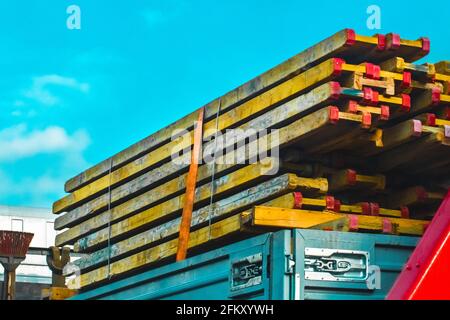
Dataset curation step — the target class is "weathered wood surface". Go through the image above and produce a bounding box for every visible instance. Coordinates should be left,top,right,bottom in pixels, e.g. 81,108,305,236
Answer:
357,119,424,156
72,169,401,260
70,194,428,289
56,81,437,219
374,132,448,172
381,186,446,210
59,103,368,243
68,173,327,252
56,106,345,246
54,59,344,214
63,32,429,194
72,175,332,270
56,161,276,246
327,169,385,192
69,213,247,289
54,82,339,229
63,30,352,194
71,174,295,269
73,188,408,271
67,105,382,250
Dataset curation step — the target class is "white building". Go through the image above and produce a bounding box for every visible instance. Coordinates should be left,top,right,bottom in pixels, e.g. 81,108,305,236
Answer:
0,205,57,286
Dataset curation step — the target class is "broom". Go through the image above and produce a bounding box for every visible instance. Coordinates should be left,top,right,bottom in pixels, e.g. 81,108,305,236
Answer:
0,230,34,300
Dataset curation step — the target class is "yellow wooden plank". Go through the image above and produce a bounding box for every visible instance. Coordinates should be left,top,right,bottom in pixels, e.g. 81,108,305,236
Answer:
69,214,244,289
69,176,327,251
53,59,341,214
55,162,275,246
57,106,336,246
64,29,357,193
64,31,428,194
251,206,428,235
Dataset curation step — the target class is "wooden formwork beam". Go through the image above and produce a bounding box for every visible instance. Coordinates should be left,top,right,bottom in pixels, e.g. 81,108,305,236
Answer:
248,206,428,235
356,119,423,156
344,100,391,120
382,186,446,210
380,57,435,80
55,161,282,247
415,113,450,128
74,191,405,271
71,174,317,269
55,83,340,230
59,101,377,245
64,30,428,195
69,167,392,253
327,169,385,192
69,213,248,290
56,105,345,245
73,189,346,272
69,196,429,289
375,132,448,172
69,173,328,252
53,59,344,214
341,62,442,94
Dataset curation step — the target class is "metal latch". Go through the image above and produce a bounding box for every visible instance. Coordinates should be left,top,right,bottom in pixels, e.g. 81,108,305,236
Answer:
230,253,263,291
304,248,369,282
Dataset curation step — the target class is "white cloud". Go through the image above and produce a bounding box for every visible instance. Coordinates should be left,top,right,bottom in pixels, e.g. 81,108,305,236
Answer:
0,171,61,197
0,124,90,162
0,124,92,207
23,74,90,106
0,170,67,207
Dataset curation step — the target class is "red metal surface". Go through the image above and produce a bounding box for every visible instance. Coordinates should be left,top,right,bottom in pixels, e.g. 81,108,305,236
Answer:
0,231,34,258
387,189,450,300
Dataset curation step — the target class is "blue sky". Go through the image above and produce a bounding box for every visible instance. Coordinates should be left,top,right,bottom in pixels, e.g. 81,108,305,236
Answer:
0,0,448,208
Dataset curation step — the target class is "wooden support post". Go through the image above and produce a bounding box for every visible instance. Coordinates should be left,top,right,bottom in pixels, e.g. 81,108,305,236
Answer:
176,108,204,261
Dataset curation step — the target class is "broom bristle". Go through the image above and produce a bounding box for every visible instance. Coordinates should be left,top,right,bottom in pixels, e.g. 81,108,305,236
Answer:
0,231,34,258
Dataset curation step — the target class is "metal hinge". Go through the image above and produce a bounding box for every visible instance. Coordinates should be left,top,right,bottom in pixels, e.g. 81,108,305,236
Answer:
285,254,295,274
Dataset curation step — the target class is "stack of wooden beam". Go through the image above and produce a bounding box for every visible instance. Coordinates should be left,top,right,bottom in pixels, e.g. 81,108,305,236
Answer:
52,29,450,289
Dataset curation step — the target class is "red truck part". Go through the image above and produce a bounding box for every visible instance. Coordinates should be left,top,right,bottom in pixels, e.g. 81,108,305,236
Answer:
387,190,450,300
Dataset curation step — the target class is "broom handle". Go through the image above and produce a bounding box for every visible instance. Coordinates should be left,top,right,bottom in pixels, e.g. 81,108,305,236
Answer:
6,270,15,300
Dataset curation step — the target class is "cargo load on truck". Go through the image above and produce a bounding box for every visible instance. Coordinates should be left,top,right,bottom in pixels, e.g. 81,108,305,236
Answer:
50,29,450,292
